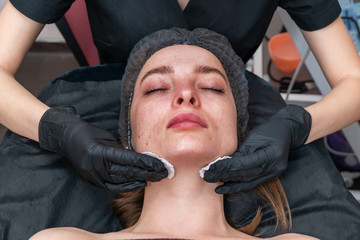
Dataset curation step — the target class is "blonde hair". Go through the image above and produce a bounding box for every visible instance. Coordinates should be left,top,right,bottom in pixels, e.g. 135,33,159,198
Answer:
113,178,291,236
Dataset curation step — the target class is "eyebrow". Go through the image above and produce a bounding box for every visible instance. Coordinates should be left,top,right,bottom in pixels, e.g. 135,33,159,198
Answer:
194,65,228,84
139,64,228,84
140,65,174,84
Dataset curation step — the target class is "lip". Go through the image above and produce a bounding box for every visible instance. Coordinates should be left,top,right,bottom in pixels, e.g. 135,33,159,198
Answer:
167,112,208,129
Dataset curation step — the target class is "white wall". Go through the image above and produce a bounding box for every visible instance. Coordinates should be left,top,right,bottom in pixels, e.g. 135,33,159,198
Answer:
0,0,65,42
0,0,6,9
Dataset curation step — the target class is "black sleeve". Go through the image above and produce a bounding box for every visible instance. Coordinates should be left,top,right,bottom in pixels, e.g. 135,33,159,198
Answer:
279,0,341,31
9,0,75,24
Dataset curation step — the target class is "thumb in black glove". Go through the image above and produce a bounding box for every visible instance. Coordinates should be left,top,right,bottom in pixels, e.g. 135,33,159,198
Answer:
203,104,311,194
39,106,168,192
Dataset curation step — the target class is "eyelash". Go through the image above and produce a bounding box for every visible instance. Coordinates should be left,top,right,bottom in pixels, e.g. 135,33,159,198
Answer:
202,87,224,93
142,87,224,95
142,88,168,95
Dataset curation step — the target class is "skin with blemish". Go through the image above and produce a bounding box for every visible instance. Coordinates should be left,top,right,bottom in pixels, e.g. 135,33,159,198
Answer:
129,45,238,168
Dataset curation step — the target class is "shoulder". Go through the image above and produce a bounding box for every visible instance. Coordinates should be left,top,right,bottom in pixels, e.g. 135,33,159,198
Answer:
29,227,99,240
270,233,319,240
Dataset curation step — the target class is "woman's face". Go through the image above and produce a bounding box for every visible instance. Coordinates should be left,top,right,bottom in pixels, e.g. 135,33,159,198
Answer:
130,45,238,167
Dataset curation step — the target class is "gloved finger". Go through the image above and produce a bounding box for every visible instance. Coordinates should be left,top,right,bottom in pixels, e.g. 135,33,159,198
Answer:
105,181,147,193
215,174,280,194
90,151,112,182
106,147,166,172
108,168,168,183
108,163,168,180
203,165,266,183
204,148,273,183
207,148,271,174
145,169,169,182
207,163,284,186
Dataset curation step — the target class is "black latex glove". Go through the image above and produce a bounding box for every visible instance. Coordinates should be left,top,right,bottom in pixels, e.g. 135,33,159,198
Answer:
38,106,168,192
203,104,311,194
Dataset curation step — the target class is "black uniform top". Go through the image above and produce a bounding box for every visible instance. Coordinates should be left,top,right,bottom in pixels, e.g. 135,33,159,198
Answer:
10,0,341,63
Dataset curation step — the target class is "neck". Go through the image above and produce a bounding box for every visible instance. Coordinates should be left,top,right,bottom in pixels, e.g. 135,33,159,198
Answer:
128,159,240,238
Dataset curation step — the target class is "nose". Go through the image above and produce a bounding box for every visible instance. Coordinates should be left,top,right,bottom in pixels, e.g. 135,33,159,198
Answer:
173,87,199,107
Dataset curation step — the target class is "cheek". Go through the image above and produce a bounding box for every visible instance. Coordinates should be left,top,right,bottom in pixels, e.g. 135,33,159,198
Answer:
130,102,166,152
213,99,238,154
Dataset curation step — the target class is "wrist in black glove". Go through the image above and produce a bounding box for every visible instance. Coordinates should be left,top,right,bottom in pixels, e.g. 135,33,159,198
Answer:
203,104,311,194
39,106,168,192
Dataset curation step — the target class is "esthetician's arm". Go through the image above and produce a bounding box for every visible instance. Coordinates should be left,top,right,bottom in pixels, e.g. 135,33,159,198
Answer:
204,17,360,194
303,16,360,143
0,2,167,192
0,2,48,141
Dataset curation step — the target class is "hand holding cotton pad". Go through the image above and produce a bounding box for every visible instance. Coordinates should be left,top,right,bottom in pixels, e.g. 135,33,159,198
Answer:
199,156,231,178
142,152,175,179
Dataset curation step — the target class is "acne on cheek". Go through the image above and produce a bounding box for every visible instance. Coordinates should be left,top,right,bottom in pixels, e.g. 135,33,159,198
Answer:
137,134,148,145
134,133,152,150
146,134,152,147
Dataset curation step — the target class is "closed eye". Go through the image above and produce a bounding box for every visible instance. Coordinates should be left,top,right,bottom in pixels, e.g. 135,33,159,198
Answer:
142,88,168,95
202,87,224,93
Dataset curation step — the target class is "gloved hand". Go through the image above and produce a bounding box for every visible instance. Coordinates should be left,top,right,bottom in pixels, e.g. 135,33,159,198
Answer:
38,106,168,192
203,104,311,194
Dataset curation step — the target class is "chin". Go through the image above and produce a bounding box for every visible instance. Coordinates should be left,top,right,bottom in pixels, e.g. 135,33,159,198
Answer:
162,143,219,166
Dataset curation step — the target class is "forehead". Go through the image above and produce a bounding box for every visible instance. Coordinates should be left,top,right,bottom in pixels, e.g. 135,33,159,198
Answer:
141,45,223,70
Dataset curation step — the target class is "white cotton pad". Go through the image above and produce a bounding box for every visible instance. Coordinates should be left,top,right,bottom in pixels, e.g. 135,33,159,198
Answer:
199,156,231,178
142,152,175,179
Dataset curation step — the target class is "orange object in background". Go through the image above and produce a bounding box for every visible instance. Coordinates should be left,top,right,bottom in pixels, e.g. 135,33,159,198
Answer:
268,33,301,73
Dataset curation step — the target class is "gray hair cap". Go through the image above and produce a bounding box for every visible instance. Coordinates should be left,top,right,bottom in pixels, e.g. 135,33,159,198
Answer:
119,28,249,150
